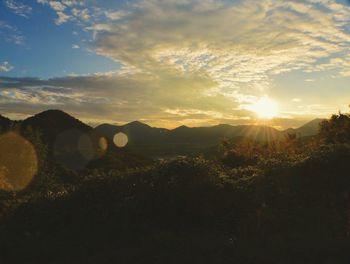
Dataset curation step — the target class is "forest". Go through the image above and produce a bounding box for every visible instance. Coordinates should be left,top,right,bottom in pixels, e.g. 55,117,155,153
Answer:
0,111,350,263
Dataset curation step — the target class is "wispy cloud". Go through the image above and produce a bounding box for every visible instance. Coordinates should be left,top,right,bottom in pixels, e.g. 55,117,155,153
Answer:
292,98,302,103
104,10,128,21
0,21,24,45
37,0,89,25
55,11,71,25
0,71,244,127
88,0,350,98
3,0,350,127
4,0,32,18
71,8,90,22
0,62,14,72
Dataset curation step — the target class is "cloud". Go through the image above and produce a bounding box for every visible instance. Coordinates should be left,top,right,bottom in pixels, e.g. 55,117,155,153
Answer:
4,0,350,127
72,44,80,49
48,1,66,11
37,0,88,25
0,70,248,127
0,62,14,72
71,8,90,22
4,0,32,18
55,11,71,25
104,10,128,21
89,0,350,100
0,21,24,45
292,98,302,103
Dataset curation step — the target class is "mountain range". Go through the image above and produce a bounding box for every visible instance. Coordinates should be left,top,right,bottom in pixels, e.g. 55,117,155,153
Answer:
95,118,324,157
0,110,325,159
0,109,324,158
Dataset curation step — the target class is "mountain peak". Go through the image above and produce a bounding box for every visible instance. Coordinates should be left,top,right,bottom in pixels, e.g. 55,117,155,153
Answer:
124,121,151,128
214,124,232,128
25,109,87,124
301,118,326,128
30,109,72,118
283,118,325,137
174,125,189,130
22,109,92,143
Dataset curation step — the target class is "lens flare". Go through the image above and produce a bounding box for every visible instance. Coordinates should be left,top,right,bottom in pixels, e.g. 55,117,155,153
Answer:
54,129,89,170
0,132,38,191
113,132,128,148
98,136,108,154
54,130,109,170
78,134,95,161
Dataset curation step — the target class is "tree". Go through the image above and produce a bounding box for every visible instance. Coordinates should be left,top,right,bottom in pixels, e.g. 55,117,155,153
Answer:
319,112,350,144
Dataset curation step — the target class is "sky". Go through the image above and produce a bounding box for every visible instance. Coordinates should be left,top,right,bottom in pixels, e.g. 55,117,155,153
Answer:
0,0,350,129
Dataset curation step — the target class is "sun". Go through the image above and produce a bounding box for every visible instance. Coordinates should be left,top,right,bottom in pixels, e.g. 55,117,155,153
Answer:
249,96,279,119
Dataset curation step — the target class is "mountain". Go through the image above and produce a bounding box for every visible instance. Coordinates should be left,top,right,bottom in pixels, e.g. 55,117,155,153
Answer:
97,121,168,144
95,122,284,157
20,110,150,170
283,118,325,137
22,109,92,143
1,109,325,161
21,110,96,169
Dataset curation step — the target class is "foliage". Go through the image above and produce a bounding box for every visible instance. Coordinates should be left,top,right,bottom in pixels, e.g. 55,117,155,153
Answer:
319,112,350,144
1,112,350,263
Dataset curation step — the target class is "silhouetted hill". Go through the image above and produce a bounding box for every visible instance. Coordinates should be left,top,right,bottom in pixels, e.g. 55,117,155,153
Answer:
96,122,168,149
96,122,283,157
98,121,168,141
0,115,11,130
169,124,282,143
283,118,325,137
22,110,92,143
18,110,150,170
3,109,326,160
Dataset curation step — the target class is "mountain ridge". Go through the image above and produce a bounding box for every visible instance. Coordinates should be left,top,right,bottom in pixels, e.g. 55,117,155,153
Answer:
0,110,325,157
94,117,324,157
0,110,324,135
282,118,325,137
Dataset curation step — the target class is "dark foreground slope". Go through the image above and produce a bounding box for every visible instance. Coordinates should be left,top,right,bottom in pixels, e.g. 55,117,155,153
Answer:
0,111,349,263
1,144,350,264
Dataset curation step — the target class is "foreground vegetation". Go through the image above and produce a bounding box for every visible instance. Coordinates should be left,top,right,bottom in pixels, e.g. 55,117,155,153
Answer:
0,112,350,263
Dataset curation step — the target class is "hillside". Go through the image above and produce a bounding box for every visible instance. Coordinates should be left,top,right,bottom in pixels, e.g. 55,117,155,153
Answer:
17,110,149,170
0,115,11,130
1,110,350,264
96,122,284,157
0,110,325,159
22,109,92,144
283,118,325,137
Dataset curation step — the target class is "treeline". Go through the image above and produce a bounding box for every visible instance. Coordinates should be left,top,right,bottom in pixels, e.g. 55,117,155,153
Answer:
0,113,350,263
